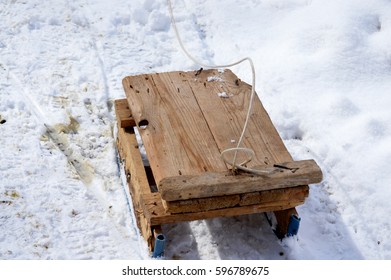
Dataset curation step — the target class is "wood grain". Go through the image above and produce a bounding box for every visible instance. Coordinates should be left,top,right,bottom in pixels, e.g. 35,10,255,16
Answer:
123,72,227,188
159,159,322,201
190,69,293,164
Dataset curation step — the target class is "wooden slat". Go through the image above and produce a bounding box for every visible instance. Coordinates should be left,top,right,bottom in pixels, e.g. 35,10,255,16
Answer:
164,186,308,214
163,195,241,214
159,159,322,201
114,99,136,128
141,193,305,226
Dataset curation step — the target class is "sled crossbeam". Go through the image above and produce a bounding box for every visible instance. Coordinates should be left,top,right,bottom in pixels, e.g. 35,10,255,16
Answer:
159,159,322,201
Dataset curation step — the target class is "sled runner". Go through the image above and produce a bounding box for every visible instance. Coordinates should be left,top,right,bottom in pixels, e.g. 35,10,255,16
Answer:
115,69,322,257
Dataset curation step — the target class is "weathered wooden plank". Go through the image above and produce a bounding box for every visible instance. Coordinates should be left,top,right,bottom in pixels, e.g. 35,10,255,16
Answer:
114,99,136,128
164,186,308,214
123,73,227,187
159,159,322,201
187,69,293,165
141,193,305,226
116,121,154,246
239,187,308,206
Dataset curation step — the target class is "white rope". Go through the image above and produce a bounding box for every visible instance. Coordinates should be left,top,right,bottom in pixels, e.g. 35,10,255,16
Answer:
167,0,270,175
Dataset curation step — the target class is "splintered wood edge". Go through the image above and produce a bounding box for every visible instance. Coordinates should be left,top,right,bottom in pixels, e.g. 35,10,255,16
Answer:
159,159,323,201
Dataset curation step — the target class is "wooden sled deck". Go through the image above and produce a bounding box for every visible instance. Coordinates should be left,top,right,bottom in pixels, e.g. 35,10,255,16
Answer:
115,69,322,256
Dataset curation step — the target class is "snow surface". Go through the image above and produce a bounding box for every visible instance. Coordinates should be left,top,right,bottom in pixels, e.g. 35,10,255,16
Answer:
1,0,391,260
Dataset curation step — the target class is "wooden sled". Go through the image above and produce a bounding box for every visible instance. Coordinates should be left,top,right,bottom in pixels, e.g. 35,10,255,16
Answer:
115,69,322,257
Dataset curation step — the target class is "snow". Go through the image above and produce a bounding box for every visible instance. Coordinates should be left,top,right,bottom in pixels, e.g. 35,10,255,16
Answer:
217,92,232,98
1,0,391,260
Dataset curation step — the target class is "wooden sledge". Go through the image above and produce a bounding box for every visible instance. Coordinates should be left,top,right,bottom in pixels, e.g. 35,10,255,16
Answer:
115,69,322,256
